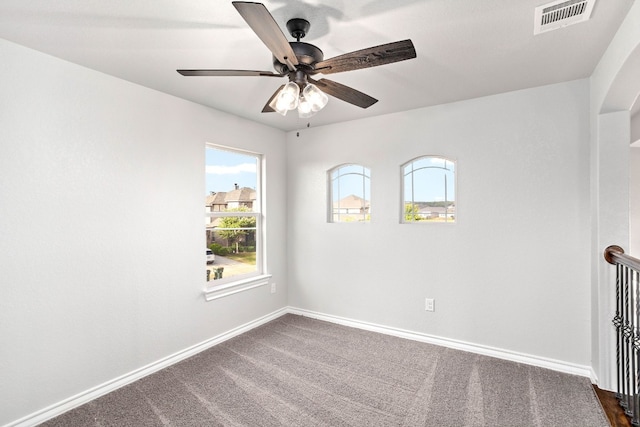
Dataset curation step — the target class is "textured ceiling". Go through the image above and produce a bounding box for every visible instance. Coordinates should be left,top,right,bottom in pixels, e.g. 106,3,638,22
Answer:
0,0,635,131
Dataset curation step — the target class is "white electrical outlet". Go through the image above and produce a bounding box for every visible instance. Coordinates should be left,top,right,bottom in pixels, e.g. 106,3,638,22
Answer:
271,283,276,294
425,298,435,312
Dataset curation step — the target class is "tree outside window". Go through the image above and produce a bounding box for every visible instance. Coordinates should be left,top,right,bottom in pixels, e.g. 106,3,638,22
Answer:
216,207,256,254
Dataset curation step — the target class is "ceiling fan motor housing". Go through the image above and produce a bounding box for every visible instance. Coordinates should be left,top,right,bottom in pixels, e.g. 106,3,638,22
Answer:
273,42,324,74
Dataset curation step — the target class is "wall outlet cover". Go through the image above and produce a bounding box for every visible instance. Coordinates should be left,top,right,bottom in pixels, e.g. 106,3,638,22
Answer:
425,298,435,312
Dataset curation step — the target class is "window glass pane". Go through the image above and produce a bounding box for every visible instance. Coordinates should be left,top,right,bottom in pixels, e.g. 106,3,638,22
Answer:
205,147,260,282
402,156,455,223
336,164,369,177
205,148,257,213
329,164,370,223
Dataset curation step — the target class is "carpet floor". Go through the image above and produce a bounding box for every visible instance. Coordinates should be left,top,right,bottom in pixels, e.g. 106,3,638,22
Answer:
40,314,609,426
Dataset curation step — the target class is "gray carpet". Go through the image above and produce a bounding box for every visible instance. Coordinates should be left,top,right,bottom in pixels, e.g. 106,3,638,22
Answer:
40,314,609,426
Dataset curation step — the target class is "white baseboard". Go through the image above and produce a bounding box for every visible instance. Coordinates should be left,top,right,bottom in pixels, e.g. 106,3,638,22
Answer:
6,307,289,427
287,307,595,380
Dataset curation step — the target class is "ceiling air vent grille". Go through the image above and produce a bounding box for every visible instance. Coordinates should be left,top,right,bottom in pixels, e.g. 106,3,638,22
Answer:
534,0,595,35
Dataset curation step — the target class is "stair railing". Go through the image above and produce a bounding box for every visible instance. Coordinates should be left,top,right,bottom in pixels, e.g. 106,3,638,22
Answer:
605,245,640,426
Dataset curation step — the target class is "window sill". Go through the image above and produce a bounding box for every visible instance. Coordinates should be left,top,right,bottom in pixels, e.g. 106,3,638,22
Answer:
204,274,272,302
401,221,456,224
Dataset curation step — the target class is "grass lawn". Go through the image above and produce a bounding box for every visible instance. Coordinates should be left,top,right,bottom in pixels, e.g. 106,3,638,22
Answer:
226,251,256,265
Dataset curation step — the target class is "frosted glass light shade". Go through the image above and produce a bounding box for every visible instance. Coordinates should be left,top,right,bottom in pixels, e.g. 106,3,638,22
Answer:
275,82,300,112
302,84,328,112
297,96,316,118
269,96,288,116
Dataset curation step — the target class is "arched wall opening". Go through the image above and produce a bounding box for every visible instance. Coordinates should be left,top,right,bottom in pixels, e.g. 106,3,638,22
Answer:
592,1,640,390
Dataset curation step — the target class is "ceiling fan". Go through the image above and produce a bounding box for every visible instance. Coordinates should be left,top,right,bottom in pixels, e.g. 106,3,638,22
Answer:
177,1,417,118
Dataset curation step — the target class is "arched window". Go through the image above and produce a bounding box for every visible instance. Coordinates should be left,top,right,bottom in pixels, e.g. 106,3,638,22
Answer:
402,156,456,223
328,164,371,223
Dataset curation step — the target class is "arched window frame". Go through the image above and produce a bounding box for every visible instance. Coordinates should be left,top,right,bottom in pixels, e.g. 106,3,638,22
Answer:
328,164,371,223
401,156,456,224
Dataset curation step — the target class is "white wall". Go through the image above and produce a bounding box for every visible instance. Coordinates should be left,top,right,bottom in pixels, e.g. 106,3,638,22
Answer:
287,80,591,366
0,39,287,426
632,112,640,257
632,113,640,144
591,1,640,114
631,146,640,256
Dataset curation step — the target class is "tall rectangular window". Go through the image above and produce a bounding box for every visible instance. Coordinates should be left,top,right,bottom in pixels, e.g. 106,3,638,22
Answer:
205,145,262,285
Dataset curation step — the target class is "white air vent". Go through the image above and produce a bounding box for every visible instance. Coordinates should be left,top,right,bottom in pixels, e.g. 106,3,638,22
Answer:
534,0,595,35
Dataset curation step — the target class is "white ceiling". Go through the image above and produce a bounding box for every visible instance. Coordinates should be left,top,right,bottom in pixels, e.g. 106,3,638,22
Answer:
0,0,635,132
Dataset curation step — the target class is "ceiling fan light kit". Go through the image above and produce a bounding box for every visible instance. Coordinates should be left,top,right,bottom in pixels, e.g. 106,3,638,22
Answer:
269,81,329,118
177,1,417,119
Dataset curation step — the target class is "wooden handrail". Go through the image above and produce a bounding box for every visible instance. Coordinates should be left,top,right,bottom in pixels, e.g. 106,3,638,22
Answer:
604,245,640,271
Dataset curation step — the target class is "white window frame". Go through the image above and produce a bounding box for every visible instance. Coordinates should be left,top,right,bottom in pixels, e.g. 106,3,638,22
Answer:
204,144,270,301
327,164,371,223
401,155,456,224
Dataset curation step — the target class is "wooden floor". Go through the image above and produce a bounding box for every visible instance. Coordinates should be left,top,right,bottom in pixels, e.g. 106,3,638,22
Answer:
594,385,633,427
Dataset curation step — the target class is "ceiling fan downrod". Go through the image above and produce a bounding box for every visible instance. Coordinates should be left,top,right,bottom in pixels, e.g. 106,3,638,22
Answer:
286,18,310,41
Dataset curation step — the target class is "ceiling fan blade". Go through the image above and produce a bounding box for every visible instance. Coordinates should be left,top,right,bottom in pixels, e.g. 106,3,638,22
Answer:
314,39,416,75
177,69,284,77
232,2,298,72
261,85,284,113
309,77,378,109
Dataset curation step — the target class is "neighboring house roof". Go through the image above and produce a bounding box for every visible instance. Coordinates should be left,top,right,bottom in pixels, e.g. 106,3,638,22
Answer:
224,187,256,203
205,192,227,206
335,194,369,209
206,187,256,208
